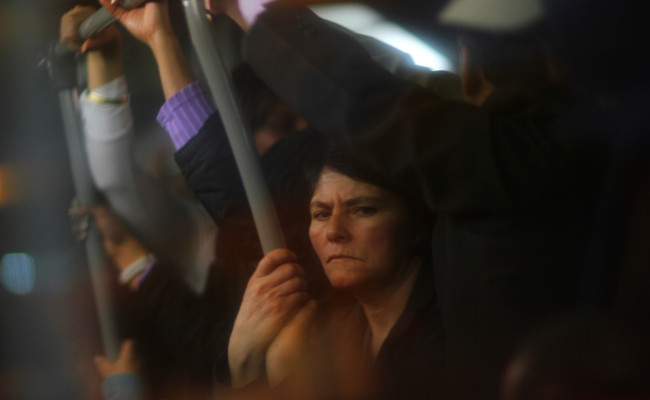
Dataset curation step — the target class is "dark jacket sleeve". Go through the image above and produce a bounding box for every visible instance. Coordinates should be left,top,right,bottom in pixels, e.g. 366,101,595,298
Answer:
244,2,578,213
124,262,237,385
174,115,327,293
174,112,247,224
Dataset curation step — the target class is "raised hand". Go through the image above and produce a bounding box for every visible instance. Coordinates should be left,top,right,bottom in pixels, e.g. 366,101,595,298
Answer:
89,206,149,270
227,248,310,387
70,203,149,276
97,0,172,47
60,5,121,53
98,0,194,99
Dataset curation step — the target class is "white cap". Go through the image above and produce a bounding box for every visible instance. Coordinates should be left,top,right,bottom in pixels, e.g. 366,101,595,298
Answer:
438,0,546,32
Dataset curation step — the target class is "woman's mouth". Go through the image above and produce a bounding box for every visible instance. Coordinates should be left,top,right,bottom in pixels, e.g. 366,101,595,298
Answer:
327,254,360,262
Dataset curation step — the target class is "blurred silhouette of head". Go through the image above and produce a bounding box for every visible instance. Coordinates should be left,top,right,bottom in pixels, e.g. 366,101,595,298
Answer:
439,0,554,105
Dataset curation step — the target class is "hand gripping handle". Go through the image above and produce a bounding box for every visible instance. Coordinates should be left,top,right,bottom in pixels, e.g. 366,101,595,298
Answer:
78,0,148,39
53,0,148,57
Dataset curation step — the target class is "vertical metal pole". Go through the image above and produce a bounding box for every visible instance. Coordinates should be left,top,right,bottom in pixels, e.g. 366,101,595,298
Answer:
183,0,286,254
46,39,120,359
58,89,120,360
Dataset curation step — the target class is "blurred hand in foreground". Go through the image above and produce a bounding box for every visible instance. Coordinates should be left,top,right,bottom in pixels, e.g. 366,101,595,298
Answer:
70,201,149,274
95,339,140,379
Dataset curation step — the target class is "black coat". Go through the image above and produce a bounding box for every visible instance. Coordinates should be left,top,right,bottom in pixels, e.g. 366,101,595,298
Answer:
331,266,445,400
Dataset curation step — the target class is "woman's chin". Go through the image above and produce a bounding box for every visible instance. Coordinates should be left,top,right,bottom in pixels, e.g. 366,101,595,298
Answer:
327,273,365,291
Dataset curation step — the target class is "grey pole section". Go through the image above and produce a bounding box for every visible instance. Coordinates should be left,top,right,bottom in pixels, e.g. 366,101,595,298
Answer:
78,7,115,39
45,50,119,359
46,1,149,358
46,20,126,358
57,89,120,360
183,0,286,253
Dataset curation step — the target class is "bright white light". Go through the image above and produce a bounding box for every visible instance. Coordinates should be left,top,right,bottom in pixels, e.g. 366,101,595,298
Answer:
310,3,454,72
1,253,36,295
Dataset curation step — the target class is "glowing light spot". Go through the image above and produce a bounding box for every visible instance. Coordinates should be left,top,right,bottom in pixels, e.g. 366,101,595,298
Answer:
1,253,36,295
0,165,21,207
311,3,454,71
0,166,5,206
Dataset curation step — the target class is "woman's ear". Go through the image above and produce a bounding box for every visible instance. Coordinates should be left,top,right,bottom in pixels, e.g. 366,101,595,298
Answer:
460,45,494,106
460,45,482,101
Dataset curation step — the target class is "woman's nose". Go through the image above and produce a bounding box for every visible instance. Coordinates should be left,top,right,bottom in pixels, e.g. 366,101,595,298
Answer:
325,212,351,242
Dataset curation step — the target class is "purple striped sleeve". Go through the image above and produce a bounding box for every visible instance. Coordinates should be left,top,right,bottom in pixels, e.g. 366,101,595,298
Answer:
157,82,216,150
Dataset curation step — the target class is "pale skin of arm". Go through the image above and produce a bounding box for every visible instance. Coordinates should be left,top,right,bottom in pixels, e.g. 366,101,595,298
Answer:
227,248,310,387
264,298,316,387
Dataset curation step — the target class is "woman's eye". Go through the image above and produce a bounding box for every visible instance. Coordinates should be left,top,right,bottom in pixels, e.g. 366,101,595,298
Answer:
312,210,331,221
354,206,377,216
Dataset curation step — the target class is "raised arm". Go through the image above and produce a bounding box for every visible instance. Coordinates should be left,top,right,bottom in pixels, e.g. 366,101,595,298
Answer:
238,2,578,212
61,5,216,293
92,0,239,222
60,5,124,89
97,0,195,100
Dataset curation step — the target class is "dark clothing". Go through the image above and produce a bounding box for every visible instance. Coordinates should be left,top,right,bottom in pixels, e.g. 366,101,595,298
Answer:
370,266,445,399
123,260,237,389
314,265,444,400
243,3,607,396
175,116,327,294
579,86,650,322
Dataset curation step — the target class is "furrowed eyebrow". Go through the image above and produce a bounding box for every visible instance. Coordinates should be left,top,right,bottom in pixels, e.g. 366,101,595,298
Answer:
310,196,386,211
309,200,331,210
343,197,384,207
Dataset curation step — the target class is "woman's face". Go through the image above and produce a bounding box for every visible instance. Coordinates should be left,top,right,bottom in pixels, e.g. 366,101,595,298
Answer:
309,168,411,292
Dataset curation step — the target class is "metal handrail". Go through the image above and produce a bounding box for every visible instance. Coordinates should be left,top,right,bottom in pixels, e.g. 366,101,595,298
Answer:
182,0,286,254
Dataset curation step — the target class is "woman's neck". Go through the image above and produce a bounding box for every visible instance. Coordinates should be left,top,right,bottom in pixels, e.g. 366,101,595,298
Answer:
356,263,421,360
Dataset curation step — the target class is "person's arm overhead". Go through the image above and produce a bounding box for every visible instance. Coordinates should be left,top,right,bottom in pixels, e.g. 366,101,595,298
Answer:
242,2,573,212
98,0,246,225
98,0,195,100
63,5,216,292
